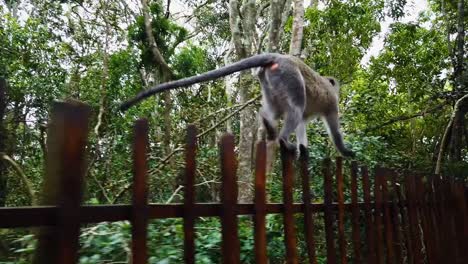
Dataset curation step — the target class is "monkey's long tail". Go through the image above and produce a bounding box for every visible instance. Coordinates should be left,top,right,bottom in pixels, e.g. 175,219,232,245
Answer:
120,53,278,111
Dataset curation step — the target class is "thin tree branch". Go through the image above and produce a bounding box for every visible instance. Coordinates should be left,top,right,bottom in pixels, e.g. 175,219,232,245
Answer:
165,0,171,18
196,94,261,139
0,153,36,205
165,179,220,204
365,103,448,133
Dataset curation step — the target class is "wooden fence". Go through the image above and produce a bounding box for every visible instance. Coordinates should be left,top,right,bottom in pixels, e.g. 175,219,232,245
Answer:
0,101,467,264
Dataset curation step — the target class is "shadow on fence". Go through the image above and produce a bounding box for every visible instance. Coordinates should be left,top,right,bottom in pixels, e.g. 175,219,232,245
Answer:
0,101,467,264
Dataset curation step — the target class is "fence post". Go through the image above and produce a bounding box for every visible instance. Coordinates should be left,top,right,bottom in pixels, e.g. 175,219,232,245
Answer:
405,175,423,264
184,125,197,264
33,100,91,264
254,141,268,264
279,143,298,264
299,146,317,264
131,119,149,264
361,166,376,264
336,157,347,264
389,172,403,264
396,175,413,264
381,169,395,264
350,162,361,263
426,175,442,263
323,158,337,264
452,182,468,263
220,134,240,264
374,167,385,264
414,176,436,264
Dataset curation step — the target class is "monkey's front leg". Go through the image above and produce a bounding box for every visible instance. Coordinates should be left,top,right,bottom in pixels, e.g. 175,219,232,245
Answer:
323,111,355,158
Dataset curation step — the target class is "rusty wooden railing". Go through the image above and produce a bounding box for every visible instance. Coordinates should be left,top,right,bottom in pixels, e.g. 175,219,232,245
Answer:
0,101,467,264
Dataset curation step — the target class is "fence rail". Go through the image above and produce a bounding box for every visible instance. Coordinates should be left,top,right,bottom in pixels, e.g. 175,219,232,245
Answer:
0,101,467,264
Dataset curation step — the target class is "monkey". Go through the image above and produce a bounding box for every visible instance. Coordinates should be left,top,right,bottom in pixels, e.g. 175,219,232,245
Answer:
120,53,355,157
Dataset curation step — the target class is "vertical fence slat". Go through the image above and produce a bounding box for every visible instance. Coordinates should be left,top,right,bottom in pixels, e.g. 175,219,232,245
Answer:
34,101,91,264
453,183,468,264
443,179,456,263
415,176,436,264
299,146,317,264
131,119,149,264
442,178,456,264
396,177,413,264
362,166,376,264
57,102,91,264
279,144,298,264
254,141,268,264
374,168,385,264
220,134,240,264
389,173,403,264
447,180,461,263
426,176,441,264
57,102,90,264
183,125,197,264
434,175,451,264
336,157,347,264
350,162,361,263
405,175,423,264
381,169,395,264
323,158,337,264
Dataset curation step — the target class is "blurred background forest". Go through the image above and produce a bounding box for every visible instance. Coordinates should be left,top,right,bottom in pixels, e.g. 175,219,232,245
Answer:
0,0,466,263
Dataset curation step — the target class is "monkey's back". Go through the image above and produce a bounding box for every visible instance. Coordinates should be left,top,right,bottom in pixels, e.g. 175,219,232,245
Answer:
285,56,338,118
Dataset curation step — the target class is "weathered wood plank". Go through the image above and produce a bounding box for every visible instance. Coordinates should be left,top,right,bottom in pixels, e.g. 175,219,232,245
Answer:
254,141,268,264
362,166,376,264
350,162,361,263
131,119,149,264
220,134,240,264
280,143,298,264
323,158,337,264
34,101,91,264
183,125,197,264
336,157,347,264
299,146,317,264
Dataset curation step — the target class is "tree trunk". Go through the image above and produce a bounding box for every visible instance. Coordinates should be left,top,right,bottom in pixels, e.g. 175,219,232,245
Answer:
229,0,258,202
224,42,236,133
289,0,304,57
263,0,292,174
454,0,465,91
268,0,288,52
94,6,110,138
0,78,7,206
236,74,257,203
140,0,173,155
435,94,468,174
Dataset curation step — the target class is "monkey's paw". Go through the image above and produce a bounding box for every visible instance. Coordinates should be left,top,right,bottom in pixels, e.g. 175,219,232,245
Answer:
342,148,355,158
278,138,297,155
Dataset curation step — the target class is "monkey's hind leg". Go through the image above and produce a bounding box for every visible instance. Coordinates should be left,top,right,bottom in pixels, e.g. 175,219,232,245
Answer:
279,106,303,152
259,107,278,141
295,122,309,156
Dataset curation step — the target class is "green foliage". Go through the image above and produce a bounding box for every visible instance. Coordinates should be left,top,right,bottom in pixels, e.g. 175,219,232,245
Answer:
128,1,188,67
301,0,384,81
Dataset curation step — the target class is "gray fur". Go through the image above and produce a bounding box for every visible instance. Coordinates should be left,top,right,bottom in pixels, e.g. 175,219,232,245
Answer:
120,53,354,157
